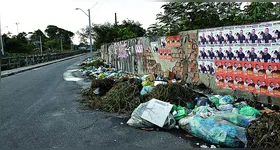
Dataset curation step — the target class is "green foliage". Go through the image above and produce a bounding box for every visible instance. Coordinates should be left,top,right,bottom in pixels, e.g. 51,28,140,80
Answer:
1,25,75,55
146,2,280,36
77,19,146,50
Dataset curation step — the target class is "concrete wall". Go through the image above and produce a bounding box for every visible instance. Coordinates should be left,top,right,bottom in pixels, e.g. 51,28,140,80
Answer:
100,31,280,106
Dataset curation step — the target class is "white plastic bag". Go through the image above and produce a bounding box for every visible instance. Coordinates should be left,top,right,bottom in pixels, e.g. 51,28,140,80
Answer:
127,102,155,128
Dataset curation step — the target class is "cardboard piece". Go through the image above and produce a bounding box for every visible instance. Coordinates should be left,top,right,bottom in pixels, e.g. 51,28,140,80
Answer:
140,99,173,127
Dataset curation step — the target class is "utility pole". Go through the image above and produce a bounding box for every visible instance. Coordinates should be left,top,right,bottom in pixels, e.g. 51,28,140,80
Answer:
115,13,117,25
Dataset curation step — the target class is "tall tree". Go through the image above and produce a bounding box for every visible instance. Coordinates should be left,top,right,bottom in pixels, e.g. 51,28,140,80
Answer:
148,2,280,36
77,19,146,50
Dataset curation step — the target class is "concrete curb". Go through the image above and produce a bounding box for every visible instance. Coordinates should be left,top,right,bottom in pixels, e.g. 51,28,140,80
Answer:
1,53,88,78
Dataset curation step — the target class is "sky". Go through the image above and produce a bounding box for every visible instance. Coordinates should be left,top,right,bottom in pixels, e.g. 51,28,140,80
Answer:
0,0,165,44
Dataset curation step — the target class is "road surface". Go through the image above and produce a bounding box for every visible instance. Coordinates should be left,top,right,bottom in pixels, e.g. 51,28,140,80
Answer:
0,54,200,148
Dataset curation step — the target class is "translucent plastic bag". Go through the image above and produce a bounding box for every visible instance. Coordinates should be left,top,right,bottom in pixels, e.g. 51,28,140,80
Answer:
127,101,175,130
239,106,262,117
219,95,235,105
211,112,256,127
127,102,155,128
140,86,154,96
179,115,248,148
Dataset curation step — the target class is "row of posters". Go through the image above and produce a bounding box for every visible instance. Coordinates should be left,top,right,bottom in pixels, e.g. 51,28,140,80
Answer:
157,35,181,60
213,60,280,79
214,60,280,97
198,43,280,63
215,73,280,97
198,21,280,45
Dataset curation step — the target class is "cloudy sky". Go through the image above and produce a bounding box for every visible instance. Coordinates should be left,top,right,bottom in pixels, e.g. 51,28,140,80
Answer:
0,0,165,44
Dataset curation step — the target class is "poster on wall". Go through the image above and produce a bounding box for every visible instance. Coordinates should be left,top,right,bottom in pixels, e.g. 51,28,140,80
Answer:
166,35,181,48
135,39,144,53
198,20,280,97
150,42,159,53
215,59,280,97
158,48,172,60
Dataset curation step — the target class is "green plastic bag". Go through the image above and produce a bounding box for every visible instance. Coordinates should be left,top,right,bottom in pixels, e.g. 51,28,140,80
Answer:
186,102,195,109
173,106,187,121
234,102,248,110
219,95,235,105
142,80,154,86
98,73,105,79
209,95,222,107
239,106,262,117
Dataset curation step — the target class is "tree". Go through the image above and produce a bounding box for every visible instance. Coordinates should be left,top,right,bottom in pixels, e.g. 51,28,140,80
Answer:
4,32,35,54
45,25,74,50
77,19,146,50
148,2,280,36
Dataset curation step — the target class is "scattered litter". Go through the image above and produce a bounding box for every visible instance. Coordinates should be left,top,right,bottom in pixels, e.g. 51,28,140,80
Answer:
200,145,209,148
210,145,217,148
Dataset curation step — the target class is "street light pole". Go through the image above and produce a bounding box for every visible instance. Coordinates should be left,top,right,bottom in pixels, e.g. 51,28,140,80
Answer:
76,2,97,57
88,9,93,56
16,23,19,34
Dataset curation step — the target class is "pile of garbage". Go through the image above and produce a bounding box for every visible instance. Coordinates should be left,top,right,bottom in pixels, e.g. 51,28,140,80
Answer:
78,57,280,148
78,58,139,80
127,95,280,148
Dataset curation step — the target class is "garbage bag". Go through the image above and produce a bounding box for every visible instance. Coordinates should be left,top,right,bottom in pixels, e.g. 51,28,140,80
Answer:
140,86,154,96
173,105,187,121
196,97,211,107
127,102,156,128
107,73,118,78
141,75,149,81
211,112,256,127
219,95,235,105
234,102,248,110
82,70,91,76
142,80,154,86
98,73,105,79
163,113,176,130
186,101,195,109
127,100,174,129
209,95,223,107
111,68,117,72
193,106,215,114
179,115,248,148
239,106,262,117
232,108,239,114
192,106,215,118
94,88,100,95
217,104,233,111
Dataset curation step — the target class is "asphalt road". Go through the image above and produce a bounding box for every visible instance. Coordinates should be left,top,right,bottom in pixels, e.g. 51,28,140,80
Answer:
0,54,201,148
